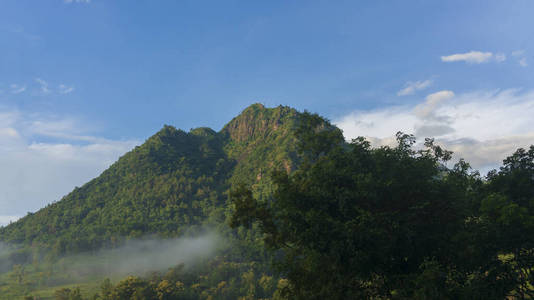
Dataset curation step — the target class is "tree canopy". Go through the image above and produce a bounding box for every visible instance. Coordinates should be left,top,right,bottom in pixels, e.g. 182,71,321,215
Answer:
230,113,534,299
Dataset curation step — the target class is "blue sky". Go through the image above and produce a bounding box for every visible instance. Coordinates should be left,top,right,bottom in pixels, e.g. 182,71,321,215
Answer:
1,0,533,224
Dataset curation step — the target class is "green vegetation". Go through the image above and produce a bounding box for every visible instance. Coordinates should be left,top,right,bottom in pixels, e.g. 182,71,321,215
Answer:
0,104,303,299
230,113,534,299
0,104,533,299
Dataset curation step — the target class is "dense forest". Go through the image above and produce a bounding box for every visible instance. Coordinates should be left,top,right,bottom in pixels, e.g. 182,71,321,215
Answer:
0,104,533,299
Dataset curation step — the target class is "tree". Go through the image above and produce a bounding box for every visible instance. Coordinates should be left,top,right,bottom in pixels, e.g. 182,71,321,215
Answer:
105,276,156,300
230,113,521,299
482,146,534,299
54,287,83,300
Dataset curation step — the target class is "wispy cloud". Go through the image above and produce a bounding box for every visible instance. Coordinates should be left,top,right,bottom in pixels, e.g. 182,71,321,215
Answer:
0,216,21,227
335,89,534,173
414,90,455,120
6,79,75,95
64,0,91,3
512,50,528,67
397,79,433,96
59,84,75,94
441,51,505,64
0,108,139,220
35,78,50,94
495,53,506,63
55,232,222,278
10,84,26,94
8,26,42,43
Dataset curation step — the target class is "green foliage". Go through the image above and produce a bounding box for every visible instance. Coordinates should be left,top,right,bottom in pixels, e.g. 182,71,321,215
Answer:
1,104,533,299
88,259,283,300
0,104,305,299
54,287,83,300
480,146,534,298
230,113,534,299
0,124,231,254
0,105,304,254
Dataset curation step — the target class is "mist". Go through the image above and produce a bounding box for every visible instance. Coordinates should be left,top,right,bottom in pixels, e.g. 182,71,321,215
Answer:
0,242,18,273
0,231,225,285
0,242,10,256
58,231,224,279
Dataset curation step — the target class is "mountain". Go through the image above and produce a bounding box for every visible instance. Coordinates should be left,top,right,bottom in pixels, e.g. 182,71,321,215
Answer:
3,104,531,299
0,104,317,299
0,103,303,255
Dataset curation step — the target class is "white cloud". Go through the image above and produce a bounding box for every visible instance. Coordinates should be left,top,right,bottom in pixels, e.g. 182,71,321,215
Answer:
441,51,503,64
0,109,139,221
495,53,506,63
59,84,75,94
0,127,19,138
35,78,50,94
29,119,103,142
397,79,433,96
10,84,26,94
335,89,534,173
8,27,42,43
64,0,91,3
414,90,454,119
512,50,528,67
5,79,75,95
0,216,20,227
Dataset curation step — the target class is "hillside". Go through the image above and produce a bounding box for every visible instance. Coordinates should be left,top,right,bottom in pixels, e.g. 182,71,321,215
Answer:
0,104,303,252
0,104,318,299
1,104,533,299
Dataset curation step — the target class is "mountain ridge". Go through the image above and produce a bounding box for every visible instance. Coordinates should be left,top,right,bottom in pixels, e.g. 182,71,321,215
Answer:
0,104,306,254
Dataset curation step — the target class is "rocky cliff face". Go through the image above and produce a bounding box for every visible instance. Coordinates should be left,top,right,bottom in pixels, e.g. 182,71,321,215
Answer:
221,104,301,192
221,103,297,143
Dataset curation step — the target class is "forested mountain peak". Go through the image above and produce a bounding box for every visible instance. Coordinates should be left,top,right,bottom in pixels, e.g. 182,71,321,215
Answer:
0,104,305,252
0,105,309,298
